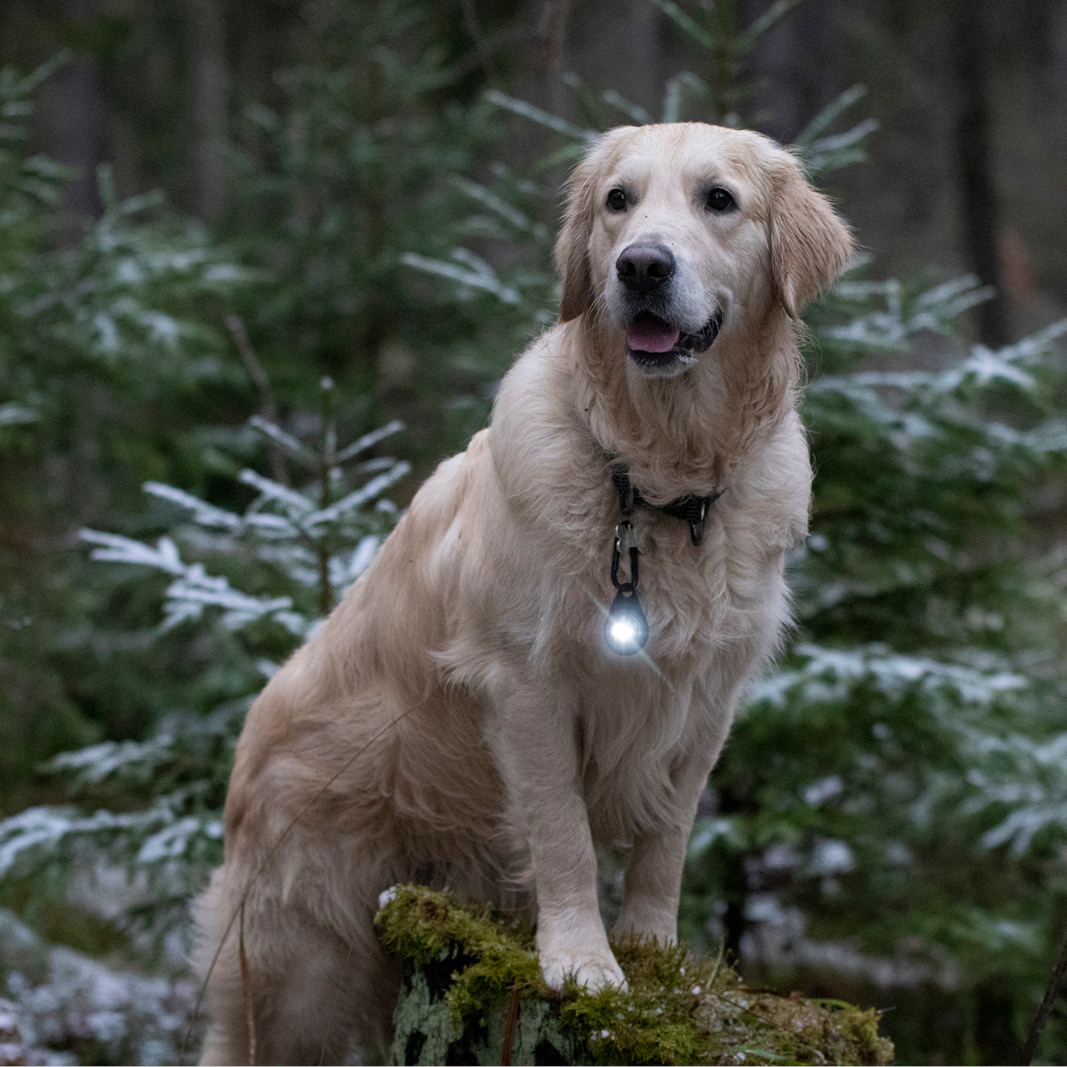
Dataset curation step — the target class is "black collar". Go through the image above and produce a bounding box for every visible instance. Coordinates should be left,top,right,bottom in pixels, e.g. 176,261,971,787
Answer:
610,463,723,547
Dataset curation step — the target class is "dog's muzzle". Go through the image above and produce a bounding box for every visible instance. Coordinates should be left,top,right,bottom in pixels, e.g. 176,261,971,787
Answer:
615,243,724,373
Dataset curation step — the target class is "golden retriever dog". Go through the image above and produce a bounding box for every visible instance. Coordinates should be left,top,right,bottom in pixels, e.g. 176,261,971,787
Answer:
193,122,853,1064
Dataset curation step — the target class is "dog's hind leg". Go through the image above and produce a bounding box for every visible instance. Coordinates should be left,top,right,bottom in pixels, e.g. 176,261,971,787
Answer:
193,867,397,1066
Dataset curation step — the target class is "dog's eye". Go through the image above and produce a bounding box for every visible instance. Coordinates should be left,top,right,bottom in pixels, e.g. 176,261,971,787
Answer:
606,188,628,212
706,186,736,213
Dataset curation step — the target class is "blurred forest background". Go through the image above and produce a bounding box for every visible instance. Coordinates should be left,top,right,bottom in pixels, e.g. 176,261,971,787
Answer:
0,0,1066,1063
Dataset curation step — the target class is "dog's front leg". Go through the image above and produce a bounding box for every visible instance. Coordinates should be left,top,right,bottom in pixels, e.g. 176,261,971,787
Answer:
614,731,725,946
614,823,690,945
491,689,626,992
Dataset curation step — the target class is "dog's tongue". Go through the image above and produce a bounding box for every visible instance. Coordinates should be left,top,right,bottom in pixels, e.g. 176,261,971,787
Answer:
626,312,680,353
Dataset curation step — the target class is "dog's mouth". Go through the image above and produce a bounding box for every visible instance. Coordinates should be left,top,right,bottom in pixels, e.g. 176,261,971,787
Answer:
624,310,724,371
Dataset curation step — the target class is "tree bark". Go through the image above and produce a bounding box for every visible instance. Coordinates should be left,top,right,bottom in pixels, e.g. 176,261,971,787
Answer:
952,0,1010,346
36,0,106,239
540,0,572,113
186,0,229,222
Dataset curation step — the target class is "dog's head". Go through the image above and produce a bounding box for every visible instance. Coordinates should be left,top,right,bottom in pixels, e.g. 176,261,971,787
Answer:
556,123,853,378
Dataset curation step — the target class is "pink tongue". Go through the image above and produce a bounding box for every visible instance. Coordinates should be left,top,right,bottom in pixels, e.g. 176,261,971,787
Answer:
626,313,680,353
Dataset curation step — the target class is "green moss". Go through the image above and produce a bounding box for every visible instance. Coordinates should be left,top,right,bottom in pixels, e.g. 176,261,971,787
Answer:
375,885,894,1066
373,883,543,1014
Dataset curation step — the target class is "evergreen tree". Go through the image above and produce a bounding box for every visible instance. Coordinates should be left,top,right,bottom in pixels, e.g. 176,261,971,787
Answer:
217,0,522,450
0,381,409,950
0,56,254,805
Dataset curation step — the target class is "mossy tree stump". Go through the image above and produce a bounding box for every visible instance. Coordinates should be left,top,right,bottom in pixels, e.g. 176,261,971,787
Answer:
375,885,893,1066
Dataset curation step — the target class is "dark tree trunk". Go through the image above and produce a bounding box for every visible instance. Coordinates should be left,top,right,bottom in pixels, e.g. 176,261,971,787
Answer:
541,0,572,113
749,0,834,143
36,0,106,239
186,0,228,222
952,0,1010,346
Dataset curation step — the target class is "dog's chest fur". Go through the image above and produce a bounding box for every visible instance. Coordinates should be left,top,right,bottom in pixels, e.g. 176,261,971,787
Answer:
551,498,794,841
461,339,808,846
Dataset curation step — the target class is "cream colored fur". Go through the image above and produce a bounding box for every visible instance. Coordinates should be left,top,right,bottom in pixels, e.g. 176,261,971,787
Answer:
193,122,853,1065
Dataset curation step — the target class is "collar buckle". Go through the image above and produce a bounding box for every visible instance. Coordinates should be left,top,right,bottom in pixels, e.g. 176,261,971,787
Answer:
610,463,721,547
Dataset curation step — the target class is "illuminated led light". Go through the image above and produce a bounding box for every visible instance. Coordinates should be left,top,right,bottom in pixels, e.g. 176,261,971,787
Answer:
604,588,649,655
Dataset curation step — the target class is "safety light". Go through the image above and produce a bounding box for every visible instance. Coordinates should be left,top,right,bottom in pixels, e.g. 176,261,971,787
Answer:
604,587,649,655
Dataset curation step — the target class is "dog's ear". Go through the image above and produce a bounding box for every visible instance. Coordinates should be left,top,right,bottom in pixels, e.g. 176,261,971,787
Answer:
769,152,854,319
555,172,594,322
555,129,633,323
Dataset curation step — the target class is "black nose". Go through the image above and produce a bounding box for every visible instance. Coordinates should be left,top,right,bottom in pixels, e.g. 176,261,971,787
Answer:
616,243,676,292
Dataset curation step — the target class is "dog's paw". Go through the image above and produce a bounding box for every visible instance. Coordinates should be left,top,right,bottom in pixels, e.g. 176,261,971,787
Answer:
539,946,628,993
